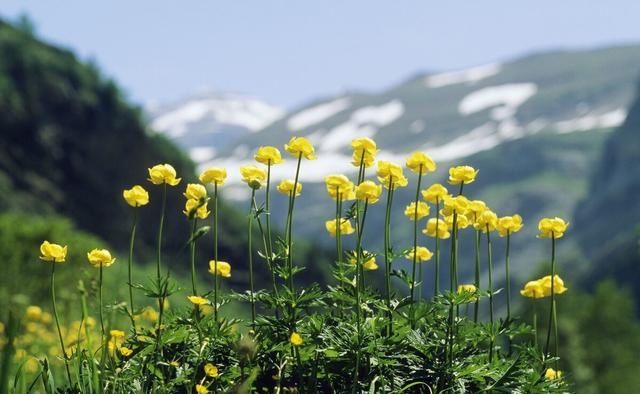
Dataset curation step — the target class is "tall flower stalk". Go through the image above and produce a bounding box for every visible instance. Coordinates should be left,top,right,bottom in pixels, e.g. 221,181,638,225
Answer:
88,248,116,391
122,184,149,331
148,163,181,353
247,189,257,327
383,179,395,335
409,168,422,327
253,147,283,310
213,184,220,322
473,228,481,322
377,160,408,336
485,226,495,362
199,167,227,322
405,151,435,325
538,216,568,369
497,214,523,322
40,241,72,385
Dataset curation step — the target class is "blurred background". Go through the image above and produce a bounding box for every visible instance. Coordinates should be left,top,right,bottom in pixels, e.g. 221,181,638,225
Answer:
1,1,639,392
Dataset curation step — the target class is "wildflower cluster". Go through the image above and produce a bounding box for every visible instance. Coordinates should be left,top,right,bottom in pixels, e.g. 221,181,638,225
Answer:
18,136,571,392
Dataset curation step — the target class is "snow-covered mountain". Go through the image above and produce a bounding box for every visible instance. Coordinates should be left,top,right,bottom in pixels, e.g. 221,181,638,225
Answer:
150,45,639,189
148,93,284,163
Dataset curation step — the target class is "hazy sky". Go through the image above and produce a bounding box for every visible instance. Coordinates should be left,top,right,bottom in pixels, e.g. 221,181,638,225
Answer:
3,1,640,109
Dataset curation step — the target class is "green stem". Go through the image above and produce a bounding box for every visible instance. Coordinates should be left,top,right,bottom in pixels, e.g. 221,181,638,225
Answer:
251,195,279,302
156,183,167,354
248,189,257,328
286,154,303,294
265,162,275,276
434,199,440,297
505,232,511,321
352,200,368,394
128,209,138,332
213,183,219,324
50,263,72,385
533,302,538,350
190,218,198,296
409,166,423,329
473,228,480,323
544,237,557,361
156,184,166,279
486,227,494,362
384,179,395,337
99,263,106,391
335,190,342,263
351,149,367,394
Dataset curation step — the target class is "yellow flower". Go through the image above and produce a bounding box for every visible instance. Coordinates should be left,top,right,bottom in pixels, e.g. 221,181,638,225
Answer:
290,332,303,346
284,137,316,160
325,218,355,237
119,346,133,357
325,174,356,200
539,275,568,296
458,284,477,294
355,180,382,204
466,200,487,219
39,241,67,263
362,256,379,271
187,295,209,306
421,183,449,204
422,218,451,239
444,214,471,230
348,252,378,270
204,363,219,378
240,165,267,189
87,248,116,268
25,306,42,321
441,195,469,216
377,160,408,188
473,210,498,232
110,329,125,339
351,137,377,168
404,202,430,220
405,247,433,262
255,146,284,165
406,151,436,174
209,260,231,278
141,307,158,322
497,215,524,237
183,198,210,219
545,368,562,380
448,165,478,185
457,284,478,301
195,384,209,394
148,164,181,186
199,167,227,186
520,280,545,299
538,217,569,239
276,179,302,197
122,185,150,207
183,184,208,201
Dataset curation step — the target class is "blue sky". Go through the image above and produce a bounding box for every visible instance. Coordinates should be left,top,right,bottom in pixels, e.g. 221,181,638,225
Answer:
3,1,640,108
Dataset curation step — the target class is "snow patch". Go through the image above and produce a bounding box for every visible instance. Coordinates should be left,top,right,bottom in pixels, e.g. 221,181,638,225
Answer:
425,64,501,88
287,98,351,131
189,147,216,163
459,83,538,116
152,96,284,137
554,109,627,133
319,100,404,151
410,119,425,134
